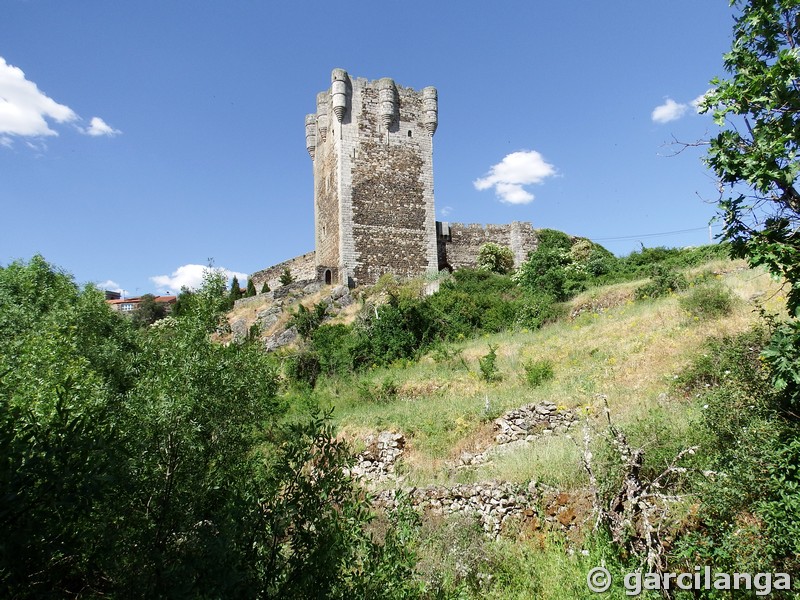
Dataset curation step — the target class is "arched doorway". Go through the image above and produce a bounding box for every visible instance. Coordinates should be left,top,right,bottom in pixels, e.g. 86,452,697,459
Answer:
324,269,332,285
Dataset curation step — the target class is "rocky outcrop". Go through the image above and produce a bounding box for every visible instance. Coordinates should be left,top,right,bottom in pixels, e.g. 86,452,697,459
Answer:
264,326,298,351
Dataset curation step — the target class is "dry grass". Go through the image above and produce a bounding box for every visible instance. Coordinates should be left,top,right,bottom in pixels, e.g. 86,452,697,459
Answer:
324,263,786,489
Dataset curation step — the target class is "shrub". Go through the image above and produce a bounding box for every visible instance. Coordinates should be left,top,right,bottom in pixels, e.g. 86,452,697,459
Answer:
522,359,554,387
284,349,322,387
679,282,736,320
634,265,688,300
357,376,399,403
514,293,565,330
477,242,515,274
289,301,328,340
670,326,800,578
478,344,501,382
311,323,358,376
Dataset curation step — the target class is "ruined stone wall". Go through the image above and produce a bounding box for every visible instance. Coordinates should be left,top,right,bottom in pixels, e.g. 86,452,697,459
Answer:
249,251,316,292
438,221,539,271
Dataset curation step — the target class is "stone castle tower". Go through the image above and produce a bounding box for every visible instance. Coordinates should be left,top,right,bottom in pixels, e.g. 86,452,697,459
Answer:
249,69,540,293
306,68,440,287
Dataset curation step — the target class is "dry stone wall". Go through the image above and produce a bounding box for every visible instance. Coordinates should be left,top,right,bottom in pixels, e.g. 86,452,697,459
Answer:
353,401,588,539
459,402,578,468
374,482,592,539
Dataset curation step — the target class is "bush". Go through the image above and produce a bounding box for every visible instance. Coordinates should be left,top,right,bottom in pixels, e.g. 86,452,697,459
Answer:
522,359,554,387
0,257,425,598
478,344,501,382
670,326,800,578
357,376,399,403
679,282,736,320
514,231,614,301
514,294,565,330
289,301,328,340
311,323,358,376
477,242,515,274
634,265,687,300
284,349,322,387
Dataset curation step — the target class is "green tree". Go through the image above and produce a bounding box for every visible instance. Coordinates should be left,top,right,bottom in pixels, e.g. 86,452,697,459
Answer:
246,278,256,297
229,275,242,302
476,242,515,274
0,257,424,598
131,293,167,327
701,0,800,411
261,281,270,294
279,267,294,286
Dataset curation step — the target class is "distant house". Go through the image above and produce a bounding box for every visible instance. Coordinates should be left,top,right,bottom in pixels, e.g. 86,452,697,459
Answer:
106,295,177,314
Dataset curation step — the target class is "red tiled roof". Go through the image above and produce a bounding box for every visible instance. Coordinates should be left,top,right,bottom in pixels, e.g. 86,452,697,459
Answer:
106,295,176,305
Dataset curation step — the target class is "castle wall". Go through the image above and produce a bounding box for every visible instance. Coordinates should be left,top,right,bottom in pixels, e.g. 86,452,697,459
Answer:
438,222,539,271
250,251,316,292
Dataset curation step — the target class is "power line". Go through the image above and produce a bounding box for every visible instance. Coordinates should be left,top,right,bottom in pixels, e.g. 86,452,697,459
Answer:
591,226,718,242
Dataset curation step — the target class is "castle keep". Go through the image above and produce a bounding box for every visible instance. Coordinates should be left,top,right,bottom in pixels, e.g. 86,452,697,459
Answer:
250,69,539,291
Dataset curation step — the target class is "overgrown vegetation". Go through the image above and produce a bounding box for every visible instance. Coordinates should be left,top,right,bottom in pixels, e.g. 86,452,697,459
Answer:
0,256,423,599
670,327,800,584
281,240,732,388
6,3,800,594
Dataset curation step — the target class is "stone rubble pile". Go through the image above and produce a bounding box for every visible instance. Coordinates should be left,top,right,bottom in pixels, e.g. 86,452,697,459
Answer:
350,431,405,483
458,401,578,467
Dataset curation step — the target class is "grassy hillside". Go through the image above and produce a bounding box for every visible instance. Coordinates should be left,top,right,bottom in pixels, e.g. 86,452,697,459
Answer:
289,258,792,598
319,260,780,476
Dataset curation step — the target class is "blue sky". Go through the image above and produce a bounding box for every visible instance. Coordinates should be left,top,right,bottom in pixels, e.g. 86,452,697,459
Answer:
1,1,735,296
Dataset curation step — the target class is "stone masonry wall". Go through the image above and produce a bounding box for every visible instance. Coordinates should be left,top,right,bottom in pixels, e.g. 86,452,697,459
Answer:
349,80,437,286
314,134,340,271
249,251,316,292
438,221,539,271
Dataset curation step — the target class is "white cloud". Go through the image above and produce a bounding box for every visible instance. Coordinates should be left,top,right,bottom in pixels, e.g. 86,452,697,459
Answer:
0,56,120,144
651,98,689,123
0,57,77,137
151,264,248,293
473,150,556,205
84,116,121,137
438,205,453,218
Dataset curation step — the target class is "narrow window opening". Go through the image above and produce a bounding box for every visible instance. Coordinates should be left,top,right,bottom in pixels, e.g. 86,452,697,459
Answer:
324,269,332,285
407,130,412,137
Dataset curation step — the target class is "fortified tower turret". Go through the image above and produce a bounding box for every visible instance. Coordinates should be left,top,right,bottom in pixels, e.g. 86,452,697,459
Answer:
305,68,439,286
